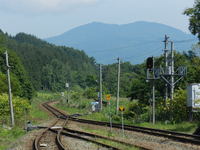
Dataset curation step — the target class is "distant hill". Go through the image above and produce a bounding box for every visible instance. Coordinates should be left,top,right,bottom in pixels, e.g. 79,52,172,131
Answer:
0,31,97,91
46,21,198,64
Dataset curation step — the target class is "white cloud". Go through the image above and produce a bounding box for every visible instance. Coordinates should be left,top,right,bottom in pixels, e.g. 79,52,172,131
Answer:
0,0,98,13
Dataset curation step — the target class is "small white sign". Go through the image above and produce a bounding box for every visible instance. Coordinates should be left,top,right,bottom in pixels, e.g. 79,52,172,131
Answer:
61,92,65,97
187,83,200,108
65,83,69,88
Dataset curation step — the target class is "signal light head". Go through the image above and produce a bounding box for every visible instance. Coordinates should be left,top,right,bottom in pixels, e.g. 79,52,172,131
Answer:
146,57,154,69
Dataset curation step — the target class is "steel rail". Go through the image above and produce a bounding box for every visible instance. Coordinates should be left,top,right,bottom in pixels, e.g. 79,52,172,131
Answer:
62,128,151,150
56,119,69,150
50,129,121,150
33,119,67,150
43,101,200,146
43,102,126,150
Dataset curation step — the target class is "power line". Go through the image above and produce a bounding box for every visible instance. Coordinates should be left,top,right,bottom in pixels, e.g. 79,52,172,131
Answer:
90,38,196,54
174,38,197,43
124,45,163,61
91,40,160,54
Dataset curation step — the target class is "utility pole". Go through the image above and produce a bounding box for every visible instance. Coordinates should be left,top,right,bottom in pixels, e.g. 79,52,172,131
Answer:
5,51,15,127
147,35,186,122
152,57,155,125
160,35,186,102
116,57,121,114
170,41,174,101
99,64,103,111
163,35,169,105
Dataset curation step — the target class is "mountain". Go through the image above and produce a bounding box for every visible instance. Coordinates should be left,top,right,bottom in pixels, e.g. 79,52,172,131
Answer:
46,21,198,64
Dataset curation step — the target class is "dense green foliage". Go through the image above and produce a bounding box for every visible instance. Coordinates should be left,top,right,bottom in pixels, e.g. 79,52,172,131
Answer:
0,94,30,125
184,0,200,40
99,50,200,122
0,31,97,91
0,47,33,99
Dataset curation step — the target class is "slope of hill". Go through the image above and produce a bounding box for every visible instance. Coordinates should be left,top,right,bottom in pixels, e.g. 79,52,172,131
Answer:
0,31,97,91
0,34,34,99
46,21,197,64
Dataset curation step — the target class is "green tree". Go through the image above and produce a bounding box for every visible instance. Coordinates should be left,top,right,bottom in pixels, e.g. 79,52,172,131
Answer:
0,47,34,99
184,0,200,40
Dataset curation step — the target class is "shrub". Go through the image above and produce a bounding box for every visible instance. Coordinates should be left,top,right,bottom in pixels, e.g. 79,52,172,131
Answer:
124,101,149,122
157,89,188,122
0,94,31,125
83,87,97,99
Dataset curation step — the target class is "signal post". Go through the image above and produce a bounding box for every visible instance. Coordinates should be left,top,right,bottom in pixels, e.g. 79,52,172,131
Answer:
119,106,125,137
146,57,158,125
106,94,112,131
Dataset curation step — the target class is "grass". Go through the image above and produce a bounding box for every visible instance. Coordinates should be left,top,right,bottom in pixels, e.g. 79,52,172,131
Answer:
29,97,51,124
96,138,138,150
134,121,198,133
0,127,25,150
29,91,61,124
55,96,198,134
0,91,60,150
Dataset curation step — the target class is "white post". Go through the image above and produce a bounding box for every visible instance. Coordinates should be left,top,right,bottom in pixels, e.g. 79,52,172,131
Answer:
116,58,121,114
5,51,15,127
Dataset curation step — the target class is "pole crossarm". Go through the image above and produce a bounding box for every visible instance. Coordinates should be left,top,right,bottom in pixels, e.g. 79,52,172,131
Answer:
160,66,187,87
161,75,171,86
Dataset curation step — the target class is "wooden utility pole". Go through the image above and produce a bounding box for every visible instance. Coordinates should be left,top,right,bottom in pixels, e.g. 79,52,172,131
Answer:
116,57,121,114
152,57,155,125
99,64,103,111
5,51,15,127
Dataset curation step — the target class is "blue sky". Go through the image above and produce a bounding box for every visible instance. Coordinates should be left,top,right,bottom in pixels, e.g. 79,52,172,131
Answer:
0,0,194,38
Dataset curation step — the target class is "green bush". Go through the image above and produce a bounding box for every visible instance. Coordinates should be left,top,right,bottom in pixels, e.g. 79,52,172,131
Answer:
0,94,31,125
157,89,188,122
70,91,82,101
36,92,60,100
83,87,97,99
124,101,149,122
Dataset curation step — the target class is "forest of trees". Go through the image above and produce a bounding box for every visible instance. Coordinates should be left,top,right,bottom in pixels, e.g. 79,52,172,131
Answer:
1,28,200,104
0,31,98,94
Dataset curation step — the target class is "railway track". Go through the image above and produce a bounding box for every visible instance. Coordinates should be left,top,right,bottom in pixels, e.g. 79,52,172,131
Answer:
42,101,200,147
33,118,66,150
50,128,122,150
34,101,135,150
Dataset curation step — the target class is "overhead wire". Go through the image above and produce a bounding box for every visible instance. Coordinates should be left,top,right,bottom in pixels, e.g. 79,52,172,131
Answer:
93,37,197,64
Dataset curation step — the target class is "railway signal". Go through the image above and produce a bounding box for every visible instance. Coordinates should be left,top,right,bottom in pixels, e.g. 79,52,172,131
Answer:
146,56,156,125
146,57,154,69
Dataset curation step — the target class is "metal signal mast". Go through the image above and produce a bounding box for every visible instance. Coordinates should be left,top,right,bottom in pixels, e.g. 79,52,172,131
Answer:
146,35,187,123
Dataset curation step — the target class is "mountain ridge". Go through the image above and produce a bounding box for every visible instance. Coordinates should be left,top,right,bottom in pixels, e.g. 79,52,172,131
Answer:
46,21,197,64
